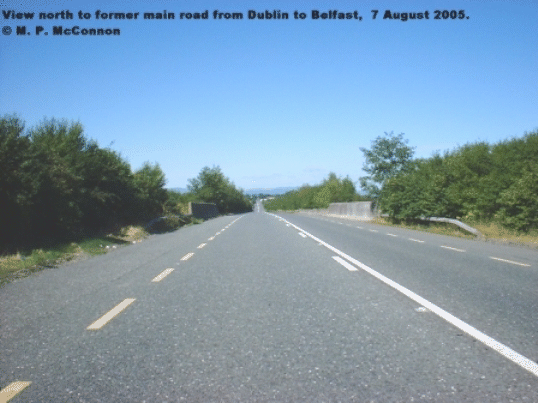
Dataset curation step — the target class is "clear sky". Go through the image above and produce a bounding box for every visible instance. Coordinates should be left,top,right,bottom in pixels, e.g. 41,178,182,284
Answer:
2,0,537,191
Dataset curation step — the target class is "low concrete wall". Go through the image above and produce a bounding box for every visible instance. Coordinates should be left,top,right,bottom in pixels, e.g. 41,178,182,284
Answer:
188,202,219,219
327,201,376,220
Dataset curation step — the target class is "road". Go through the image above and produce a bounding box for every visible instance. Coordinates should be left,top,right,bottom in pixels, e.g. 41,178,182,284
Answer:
1,201,537,402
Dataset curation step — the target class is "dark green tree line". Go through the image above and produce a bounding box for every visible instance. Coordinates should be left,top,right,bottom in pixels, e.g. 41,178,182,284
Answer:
0,115,170,251
379,130,538,231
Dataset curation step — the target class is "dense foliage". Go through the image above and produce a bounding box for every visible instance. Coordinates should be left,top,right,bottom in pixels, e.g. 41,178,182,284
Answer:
379,130,538,232
0,115,174,250
263,173,361,211
187,166,252,214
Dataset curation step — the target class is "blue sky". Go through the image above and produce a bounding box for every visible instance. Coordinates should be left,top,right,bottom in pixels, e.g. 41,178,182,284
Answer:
2,0,537,191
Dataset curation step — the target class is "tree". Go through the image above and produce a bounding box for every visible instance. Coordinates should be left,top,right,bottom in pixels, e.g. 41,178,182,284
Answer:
359,132,415,199
188,166,252,214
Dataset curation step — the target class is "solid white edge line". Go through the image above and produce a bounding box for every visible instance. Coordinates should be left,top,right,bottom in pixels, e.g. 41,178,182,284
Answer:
271,213,538,378
299,232,307,238
333,256,358,271
490,257,531,267
87,298,136,330
151,268,174,282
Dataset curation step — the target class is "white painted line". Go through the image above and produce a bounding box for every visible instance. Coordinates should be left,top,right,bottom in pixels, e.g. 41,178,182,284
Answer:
181,252,194,261
441,245,466,253
197,243,206,249
409,238,424,243
298,232,307,238
490,257,531,267
208,236,215,241
333,256,358,271
387,233,398,237
274,214,538,379
0,381,31,402
215,232,221,235
368,229,378,233
151,268,174,282
87,298,136,330
357,226,363,229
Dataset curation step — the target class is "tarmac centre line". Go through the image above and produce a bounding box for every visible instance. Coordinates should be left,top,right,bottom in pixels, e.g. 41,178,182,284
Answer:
87,298,136,330
151,268,174,282
181,252,194,261
0,381,31,403
197,243,207,249
272,213,538,378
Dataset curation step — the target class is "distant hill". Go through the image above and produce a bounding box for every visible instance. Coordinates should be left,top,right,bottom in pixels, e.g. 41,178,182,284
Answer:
244,187,298,196
167,186,298,196
167,187,188,193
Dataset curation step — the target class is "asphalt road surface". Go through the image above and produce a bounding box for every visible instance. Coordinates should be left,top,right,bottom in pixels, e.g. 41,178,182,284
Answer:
1,202,537,402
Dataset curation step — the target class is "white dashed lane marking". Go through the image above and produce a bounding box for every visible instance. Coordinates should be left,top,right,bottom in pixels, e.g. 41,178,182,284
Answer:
333,256,358,271
441,245,466,253
408,238,425,243
197,243,206,249
490,257,531,267
270,213,538,378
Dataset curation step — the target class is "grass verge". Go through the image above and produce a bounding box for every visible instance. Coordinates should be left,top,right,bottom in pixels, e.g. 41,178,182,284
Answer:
0,225,149,288
372,217,538,248
0,215,209,288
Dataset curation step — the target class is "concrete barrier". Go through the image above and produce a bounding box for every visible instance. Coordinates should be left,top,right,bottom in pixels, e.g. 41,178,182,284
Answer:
327,201,376,220
188,202,219,219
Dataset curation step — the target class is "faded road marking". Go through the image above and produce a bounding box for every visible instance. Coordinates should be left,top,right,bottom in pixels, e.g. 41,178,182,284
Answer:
152,268,174,282
197,243,206,249
87,298,136,330
181,252,194,261
0,381,31,402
